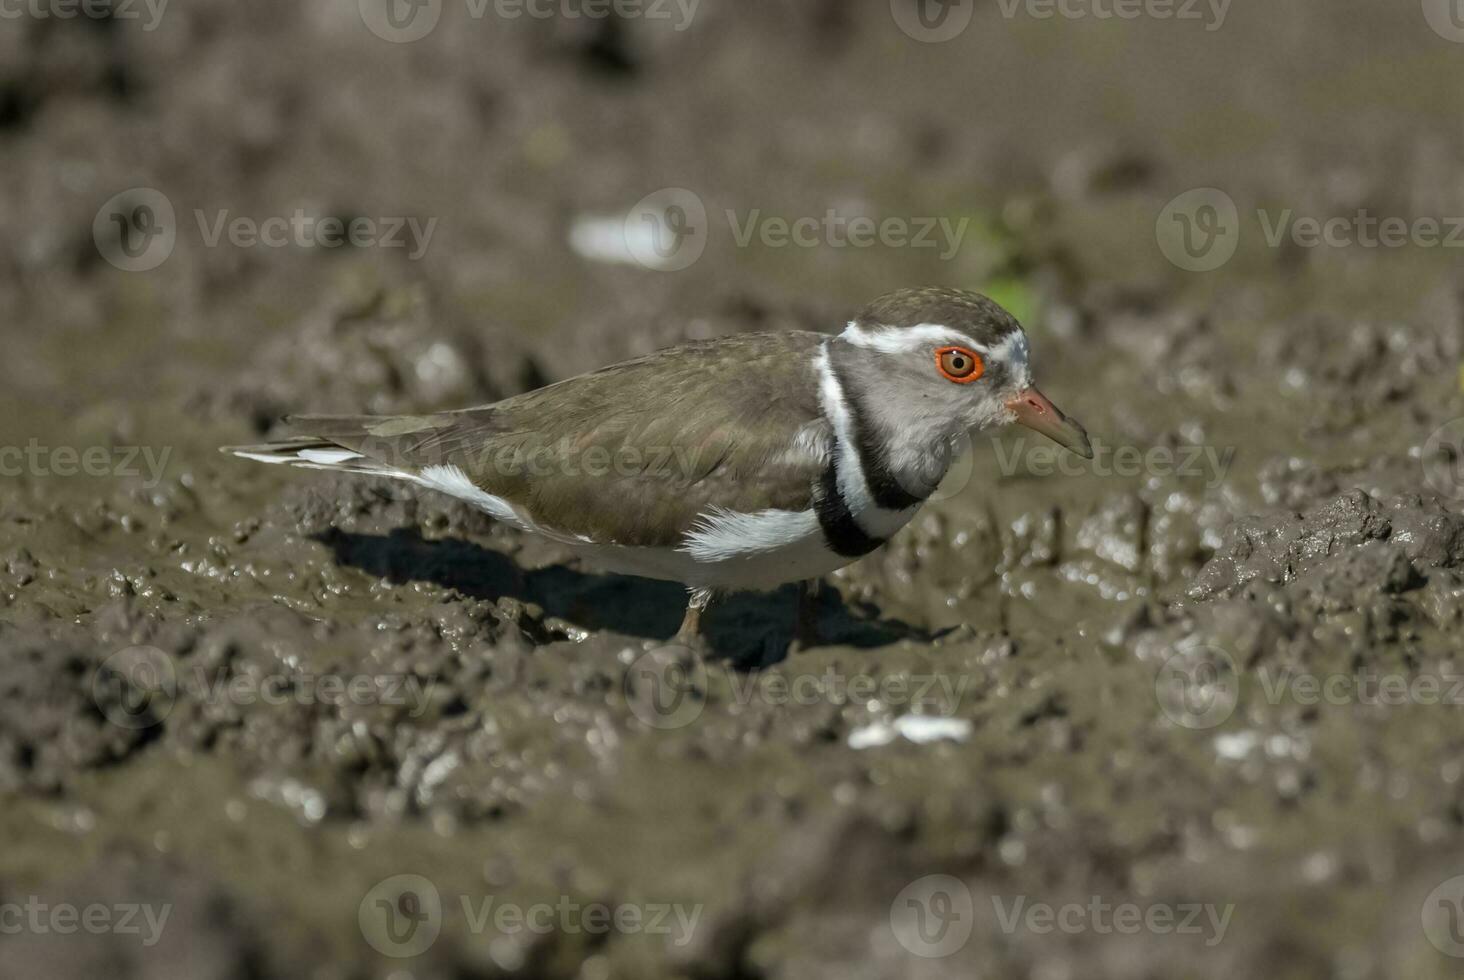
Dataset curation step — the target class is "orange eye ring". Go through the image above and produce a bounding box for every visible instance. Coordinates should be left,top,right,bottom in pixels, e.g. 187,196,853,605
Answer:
935,346,984,383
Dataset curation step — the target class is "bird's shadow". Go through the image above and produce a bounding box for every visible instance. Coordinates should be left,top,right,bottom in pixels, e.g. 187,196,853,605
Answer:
315,527,931,667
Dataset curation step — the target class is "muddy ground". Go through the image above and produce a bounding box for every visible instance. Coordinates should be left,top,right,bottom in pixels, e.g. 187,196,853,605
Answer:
4,1,1464,977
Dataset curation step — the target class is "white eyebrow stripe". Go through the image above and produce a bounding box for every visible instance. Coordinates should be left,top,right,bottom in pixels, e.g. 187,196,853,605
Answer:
840,321,986,354
987,330,1031,386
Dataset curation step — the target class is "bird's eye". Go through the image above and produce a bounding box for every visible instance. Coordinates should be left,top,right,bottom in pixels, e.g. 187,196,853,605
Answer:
936,346,984,383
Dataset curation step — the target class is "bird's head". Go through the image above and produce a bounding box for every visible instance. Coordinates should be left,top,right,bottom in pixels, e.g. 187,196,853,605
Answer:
831,286,1093,460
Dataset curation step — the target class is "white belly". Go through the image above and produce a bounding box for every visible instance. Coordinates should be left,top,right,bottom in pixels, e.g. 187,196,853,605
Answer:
564,507,866,591
408,465,919,593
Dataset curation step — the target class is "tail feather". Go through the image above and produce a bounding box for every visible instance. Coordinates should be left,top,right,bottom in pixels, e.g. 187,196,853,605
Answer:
223,411,529,530
224,410,483,477
278,414,385,439
222,432,399,477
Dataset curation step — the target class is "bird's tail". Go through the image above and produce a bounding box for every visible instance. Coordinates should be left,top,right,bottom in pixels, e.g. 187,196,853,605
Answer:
221,415,406,476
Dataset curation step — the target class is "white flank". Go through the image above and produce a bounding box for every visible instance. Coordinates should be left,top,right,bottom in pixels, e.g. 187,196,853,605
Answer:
777,418,831,468
848,715,973,750
814,342,918,539
681,507,822,563
411,464,521,525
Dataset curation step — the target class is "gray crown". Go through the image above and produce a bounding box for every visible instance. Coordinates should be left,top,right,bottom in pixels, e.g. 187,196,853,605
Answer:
854,287,1021,347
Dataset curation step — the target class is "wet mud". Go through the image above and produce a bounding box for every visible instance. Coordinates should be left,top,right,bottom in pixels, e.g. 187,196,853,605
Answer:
4,1,1464,978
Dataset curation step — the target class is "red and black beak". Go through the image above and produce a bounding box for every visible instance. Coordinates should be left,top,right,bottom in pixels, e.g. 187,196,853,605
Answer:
1007,388,1093,459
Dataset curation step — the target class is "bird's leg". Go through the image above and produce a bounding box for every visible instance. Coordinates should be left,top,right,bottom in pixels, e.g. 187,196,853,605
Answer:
791,579,821,652
675,587,714,645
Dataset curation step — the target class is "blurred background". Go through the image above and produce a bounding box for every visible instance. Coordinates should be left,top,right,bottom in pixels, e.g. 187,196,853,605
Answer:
4,0,1464,977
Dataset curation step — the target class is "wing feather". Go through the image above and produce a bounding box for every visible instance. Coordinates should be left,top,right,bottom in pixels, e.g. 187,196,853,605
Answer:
280,332,833,547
